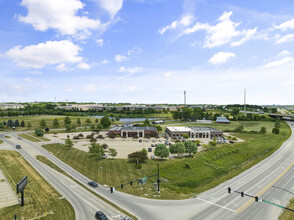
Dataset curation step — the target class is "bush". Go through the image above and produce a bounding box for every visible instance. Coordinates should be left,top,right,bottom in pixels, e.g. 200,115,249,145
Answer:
109,133,116,139
184,163,191,169
35,128,44,137
272,128,280,134
97,135,104,139
102,144,108,149
182,134,189,139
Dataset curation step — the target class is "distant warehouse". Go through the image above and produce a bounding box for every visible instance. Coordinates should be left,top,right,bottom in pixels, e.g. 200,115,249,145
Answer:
165,127,223,139
108,126,158,138
151,120,165,124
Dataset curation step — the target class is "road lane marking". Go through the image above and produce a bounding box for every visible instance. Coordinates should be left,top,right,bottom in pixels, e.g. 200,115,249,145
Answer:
236,160,294,213
197,198,236,213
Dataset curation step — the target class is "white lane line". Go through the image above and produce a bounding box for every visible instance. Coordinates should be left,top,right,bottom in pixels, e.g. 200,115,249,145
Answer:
61,182,115,220
197,198,236,213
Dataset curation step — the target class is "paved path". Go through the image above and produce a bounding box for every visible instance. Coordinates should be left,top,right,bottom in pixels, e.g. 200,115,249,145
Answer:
0,170,19,209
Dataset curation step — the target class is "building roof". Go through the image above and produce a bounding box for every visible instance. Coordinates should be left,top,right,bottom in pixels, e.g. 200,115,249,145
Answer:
216,117,230,123
166,127,192,132
121,127,157,131
190,127,221,132
196,120,212,124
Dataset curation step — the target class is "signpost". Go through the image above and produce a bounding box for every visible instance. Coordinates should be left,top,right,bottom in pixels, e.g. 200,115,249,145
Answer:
17,176,27,206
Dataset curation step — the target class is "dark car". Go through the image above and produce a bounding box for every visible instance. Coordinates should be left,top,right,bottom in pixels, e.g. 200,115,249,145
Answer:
88,181,98,187
16,145,21,149
95,211,108,220
229,141,234,144
139,139,142,143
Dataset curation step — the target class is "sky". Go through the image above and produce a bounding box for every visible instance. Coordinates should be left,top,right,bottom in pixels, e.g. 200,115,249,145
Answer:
0,0,294,105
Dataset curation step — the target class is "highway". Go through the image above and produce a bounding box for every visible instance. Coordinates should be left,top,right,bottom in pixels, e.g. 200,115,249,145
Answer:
1,122,294,219
0,133,124,220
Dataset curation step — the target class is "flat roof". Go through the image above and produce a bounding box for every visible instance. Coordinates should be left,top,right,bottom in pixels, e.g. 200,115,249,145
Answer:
166,127,192,132
190,127,221,132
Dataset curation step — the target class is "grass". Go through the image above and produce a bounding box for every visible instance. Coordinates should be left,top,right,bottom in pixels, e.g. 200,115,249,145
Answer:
36,155,138,220
41,121,291,200
4,136,11,138
280,198,294,220
18,133,41,142
28,132,51,141
0,151,75,219
0,140,3,144
163,121,275,134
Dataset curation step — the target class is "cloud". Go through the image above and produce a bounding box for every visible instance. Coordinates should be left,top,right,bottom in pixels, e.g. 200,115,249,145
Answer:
85,83,97,92
96,39,104,47
119,66,142,73
274,19,294,31
115,54,129,62
263,57,293,68
127,47,142,56
96,0,123,18
24,77,33,82
56,63,70,72
28,70,42,75
159,15,194,34
182,11,257,48
279,50,291,57
208,52,236,65
19,0,102,39
276,34,294,44
77,62,91,70
101,59,110,64
164,72,173,78
65,87,73,92
7,40,83,68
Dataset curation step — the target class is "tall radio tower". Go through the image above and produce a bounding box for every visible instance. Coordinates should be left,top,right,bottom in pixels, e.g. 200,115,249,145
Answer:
184,91,186,106
244,89,246,116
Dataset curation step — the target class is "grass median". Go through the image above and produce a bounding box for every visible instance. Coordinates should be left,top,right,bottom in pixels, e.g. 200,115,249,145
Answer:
0,151,75,220
18,133,41,142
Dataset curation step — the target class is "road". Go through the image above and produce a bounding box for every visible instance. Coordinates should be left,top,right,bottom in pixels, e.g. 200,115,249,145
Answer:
0,133,124,220
2,122,294,219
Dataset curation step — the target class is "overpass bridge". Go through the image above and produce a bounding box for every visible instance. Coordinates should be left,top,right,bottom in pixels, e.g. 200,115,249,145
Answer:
268,113,294,121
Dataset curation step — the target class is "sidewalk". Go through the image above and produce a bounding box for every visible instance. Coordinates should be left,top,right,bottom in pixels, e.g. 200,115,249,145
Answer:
0,170,19,209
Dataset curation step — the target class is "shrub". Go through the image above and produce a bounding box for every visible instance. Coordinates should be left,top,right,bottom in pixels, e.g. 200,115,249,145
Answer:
134,164,142,169
102,144,108,149
184,163,191,169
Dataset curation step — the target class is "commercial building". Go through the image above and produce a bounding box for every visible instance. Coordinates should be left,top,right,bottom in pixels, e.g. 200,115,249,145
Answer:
165,127,223,139
108,126,158,138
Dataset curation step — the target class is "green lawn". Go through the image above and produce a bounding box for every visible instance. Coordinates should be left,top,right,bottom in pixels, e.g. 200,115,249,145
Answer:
280,197,294,220
0,151,75,219
162,121,275,134
42,121,291,199
0,140,3,144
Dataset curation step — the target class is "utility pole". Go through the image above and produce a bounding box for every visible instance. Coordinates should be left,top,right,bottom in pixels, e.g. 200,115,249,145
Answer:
244,89,246,117
157,163,160,192
184,91,186,106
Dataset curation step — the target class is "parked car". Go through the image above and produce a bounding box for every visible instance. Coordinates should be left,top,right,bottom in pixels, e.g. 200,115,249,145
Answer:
150,155,155,159
151,144,155,147
121,216,133,220
229,141,234,144
152,139,156,142
155,144,158,147
165,142,169,145
148,148,152,152
169,143,173,146
88,181,98,187
101,153,108,159
95,211,108,220
145,140,149,142
18,136,22,140
139,139,142,143
159,139,162,142
16,145,21,149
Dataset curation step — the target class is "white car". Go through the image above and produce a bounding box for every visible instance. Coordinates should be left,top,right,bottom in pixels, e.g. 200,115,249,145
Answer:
101,153,108,159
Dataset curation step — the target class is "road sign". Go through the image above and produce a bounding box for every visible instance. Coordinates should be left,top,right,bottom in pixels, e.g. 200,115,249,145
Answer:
17,176,27,194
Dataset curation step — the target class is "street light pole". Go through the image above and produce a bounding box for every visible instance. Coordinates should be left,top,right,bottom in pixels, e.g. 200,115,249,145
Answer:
157,163,160,192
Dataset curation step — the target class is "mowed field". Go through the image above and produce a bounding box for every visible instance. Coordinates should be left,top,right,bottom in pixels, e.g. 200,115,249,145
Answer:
0,151,75,220
42,121,291,200
163,121,276,133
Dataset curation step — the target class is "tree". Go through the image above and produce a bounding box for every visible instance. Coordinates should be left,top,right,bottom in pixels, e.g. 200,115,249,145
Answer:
64,116,71,125
209,140,217,149
96,123,104,131
234,125,244,132
128,149,148,164
65,138,73,148
35,128,44,137
39,119,47,128
182,134,189,139
27,122,32,128
94,118,99,123
15,120,20,127
90,123,95,130
184,141,197,156
231,108,240,116
7,119,13,128
65,124,72,132
0,122,4,129
115,116,120,121
53,118,59,128
77,118,81,126
109,148,118,159
169,143,185,157
272,128,280,134
85,118,91,125
88,142,104,159
260,127,266,134
20,120,25,127
45,127,50,132
101,116,111,128
154,144,170,159
143,119,150,126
